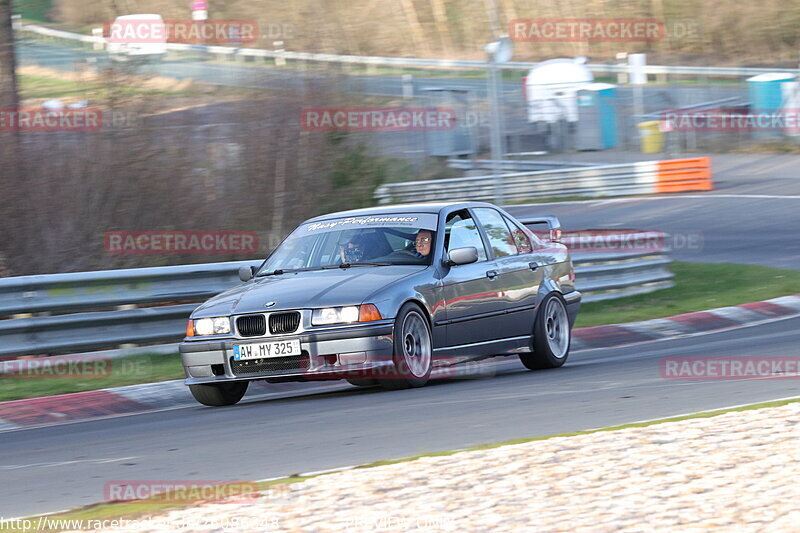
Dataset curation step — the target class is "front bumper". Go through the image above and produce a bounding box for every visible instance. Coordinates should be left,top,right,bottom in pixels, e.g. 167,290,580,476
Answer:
180,321,395,385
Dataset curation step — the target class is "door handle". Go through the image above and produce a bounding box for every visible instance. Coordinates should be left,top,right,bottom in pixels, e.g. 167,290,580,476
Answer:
486,270,498,280
529,262,539,271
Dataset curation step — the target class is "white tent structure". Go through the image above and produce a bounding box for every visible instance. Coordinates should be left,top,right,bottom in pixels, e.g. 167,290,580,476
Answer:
526,58,594,124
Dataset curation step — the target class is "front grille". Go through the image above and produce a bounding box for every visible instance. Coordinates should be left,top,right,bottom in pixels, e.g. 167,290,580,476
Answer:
269,311,301,335
236,314,266,337
230,354,310,375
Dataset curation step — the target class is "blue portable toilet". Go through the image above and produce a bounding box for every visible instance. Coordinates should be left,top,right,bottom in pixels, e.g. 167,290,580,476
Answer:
576,83,618,150
747,73,795,138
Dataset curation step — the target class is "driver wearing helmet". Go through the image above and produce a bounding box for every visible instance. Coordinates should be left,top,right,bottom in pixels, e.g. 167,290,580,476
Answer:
339,234,367,264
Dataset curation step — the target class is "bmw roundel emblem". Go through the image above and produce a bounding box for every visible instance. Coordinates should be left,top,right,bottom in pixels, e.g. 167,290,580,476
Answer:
265,301,276,308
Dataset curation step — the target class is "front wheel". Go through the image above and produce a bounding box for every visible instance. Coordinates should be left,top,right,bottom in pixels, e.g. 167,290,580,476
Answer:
519,293,571,370
189,381,249,406
379,303,432,390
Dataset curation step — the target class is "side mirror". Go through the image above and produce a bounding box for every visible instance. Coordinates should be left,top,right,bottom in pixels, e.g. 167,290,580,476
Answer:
445,247,479,266
239,265,257,282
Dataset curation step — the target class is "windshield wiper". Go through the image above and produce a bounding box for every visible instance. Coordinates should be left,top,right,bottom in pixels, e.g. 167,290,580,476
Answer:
256,268,302,277
323,262,392,269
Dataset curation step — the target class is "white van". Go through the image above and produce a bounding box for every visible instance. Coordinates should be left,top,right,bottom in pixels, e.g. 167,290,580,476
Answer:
105,14,167,61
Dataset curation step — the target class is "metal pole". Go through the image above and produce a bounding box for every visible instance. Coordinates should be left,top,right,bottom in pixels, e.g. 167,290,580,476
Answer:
488,55,505,204
402,74,414,100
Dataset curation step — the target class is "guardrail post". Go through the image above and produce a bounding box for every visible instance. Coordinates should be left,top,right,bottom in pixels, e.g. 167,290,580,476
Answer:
616,52,628,84
273,41,285,66
402,74,414,99
91,28,104,50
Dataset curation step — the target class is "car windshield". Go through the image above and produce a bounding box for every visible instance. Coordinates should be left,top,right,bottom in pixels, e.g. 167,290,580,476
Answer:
257,213,438,273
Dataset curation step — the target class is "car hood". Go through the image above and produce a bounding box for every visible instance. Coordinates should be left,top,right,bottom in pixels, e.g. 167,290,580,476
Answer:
192,265,427,317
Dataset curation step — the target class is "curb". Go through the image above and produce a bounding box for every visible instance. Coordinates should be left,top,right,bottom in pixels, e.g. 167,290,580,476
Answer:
571,294,800,350
1,294,799,432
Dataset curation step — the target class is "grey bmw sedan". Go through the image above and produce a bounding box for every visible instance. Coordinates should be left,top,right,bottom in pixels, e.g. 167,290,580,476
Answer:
180,202,581,406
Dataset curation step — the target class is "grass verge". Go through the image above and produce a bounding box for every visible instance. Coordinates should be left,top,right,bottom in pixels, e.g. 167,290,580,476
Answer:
575,261,800,327
13,0,52,23
19,74,105,101
0,352,184,402
5,395,799,532
19,73,211,101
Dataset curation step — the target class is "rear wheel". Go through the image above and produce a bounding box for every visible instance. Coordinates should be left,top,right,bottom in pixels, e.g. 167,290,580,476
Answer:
189,381,249,406
519,293,571,370
379,303,432,390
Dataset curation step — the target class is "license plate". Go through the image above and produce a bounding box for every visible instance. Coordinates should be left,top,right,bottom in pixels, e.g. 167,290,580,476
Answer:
233,339,301,360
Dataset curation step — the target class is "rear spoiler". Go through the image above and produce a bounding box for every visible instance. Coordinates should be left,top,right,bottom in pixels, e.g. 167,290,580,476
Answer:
518,216,562,243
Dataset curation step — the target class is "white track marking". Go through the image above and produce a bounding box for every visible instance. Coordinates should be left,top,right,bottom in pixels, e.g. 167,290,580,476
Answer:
0,456,139,471
589,394,800,429
514,193,800,207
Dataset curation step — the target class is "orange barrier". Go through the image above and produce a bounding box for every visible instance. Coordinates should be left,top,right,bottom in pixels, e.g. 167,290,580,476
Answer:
656,157,713,193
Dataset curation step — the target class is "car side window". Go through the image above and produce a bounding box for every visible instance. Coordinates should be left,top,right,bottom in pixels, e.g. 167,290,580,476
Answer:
444,211,487,262
504,215,533,254
473,208,518,258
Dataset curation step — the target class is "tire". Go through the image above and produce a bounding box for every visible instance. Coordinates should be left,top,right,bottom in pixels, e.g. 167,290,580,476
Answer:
189,381,249,406
379,303,433,390
519,293,571,370
347,378,377,387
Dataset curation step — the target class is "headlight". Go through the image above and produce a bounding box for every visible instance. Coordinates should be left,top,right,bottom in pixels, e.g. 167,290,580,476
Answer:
312,305,381,326
192,317,231,336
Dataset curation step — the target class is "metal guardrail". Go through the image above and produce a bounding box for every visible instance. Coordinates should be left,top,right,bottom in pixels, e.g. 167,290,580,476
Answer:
0,260,261,316
447,159,596,171
572,251,674,302
0,244,671,357
18,24,800,79
376,158,712,204
0,260,260,358
0,305,196,357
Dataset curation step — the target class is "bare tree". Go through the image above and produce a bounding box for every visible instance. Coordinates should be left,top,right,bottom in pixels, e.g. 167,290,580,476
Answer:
0,0,20,276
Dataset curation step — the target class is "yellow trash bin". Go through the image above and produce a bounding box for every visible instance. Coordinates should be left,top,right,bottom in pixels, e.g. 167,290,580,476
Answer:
637,120,664,153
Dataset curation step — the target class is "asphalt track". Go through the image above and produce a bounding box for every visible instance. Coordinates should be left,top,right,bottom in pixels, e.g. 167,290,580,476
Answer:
511,194,800,269
509,154,800,270
7,40,800,519
2,160,799,518
2,315,799,517
18,41,745,104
